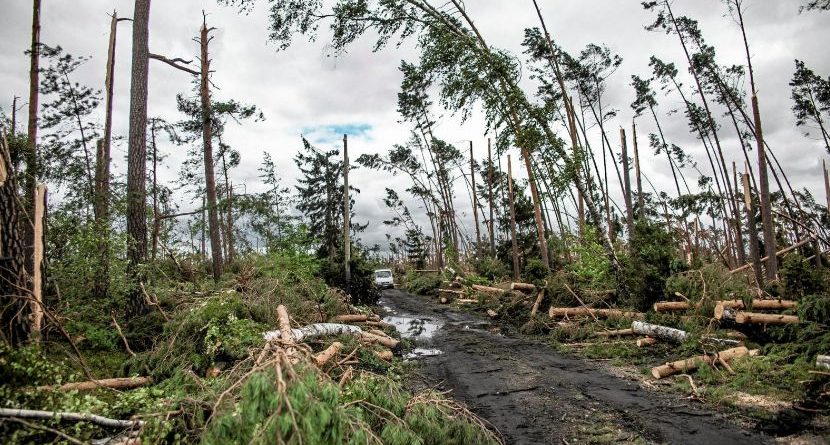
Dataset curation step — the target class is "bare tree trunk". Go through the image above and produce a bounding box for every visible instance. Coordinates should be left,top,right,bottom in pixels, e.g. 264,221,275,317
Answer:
127,0,151,316
23,0,42,280
150,121,159,262
343,134,351,292
30,184,46,342
632,121,644,219
742,173,764,287
824,160,830,213
469,141,481,255
200,19,223,281
487,138,496,257
620,128,634,237
507,155,520,281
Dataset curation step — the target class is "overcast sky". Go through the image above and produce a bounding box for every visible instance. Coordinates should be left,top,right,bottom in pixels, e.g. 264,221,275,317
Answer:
1,0,828,252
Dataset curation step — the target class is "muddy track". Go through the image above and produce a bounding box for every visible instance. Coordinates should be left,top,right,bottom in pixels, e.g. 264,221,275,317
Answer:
380,289,769,445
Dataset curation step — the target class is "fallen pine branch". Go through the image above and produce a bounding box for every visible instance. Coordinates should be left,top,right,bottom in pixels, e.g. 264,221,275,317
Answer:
0,408,145,428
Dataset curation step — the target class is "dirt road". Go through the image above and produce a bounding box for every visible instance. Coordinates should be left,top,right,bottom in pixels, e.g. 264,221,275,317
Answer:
380,289,769,445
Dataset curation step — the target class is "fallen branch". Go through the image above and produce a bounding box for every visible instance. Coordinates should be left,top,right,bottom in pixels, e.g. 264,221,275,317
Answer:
529,289,545,318
730,237,815,274
360,331,399,349
653,301,692,313
111,313,135,357
735,312,799,325
0,417,85,445
37,376,151,392
595,329,634,337
716,299,797,311
0,408,144,428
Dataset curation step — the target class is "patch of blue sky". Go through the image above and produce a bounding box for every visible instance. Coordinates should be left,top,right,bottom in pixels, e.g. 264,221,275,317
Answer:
301,123,373,144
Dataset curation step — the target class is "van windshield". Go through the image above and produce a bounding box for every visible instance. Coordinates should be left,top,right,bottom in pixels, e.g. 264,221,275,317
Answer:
375,271,392,278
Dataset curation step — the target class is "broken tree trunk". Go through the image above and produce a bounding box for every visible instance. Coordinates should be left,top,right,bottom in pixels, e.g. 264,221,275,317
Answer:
529,289,545,318
360,331,399,349
37,377,151,392
631,321,688,343
0,408,144,429
717,299,797,311
650,346,757,379
314,341,342,367
549,307,644,319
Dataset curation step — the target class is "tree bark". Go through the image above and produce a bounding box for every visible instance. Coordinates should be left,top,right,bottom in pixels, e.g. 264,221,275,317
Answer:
30,184,46,342
506,155,520,280
487,138,496,257
620,128,634,236
632,121,644,219
343,134,351,291
200,20,223,281
24,0,42,280
126,0,151,316
741,173,764,287
549,307,644,319
631,321,688,343
470,141,481,253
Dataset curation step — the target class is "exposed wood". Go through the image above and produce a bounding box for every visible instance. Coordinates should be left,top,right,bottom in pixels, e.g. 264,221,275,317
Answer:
529,289,545,318
735,312,799,325
314,341,342,367
375,350,394,361
651,347,756,379
717,299,797,311
438,288,465,295
360,320,394,329
596,329,634,337
277,305,293,345
633,120,644,219
510,282,536,292
486,309,498,318
637,337,657,347
38,376,151,392
631,321,688,343
333,314,380,323
111,313,135,357
199,18,223,281
549,307,644,320
30,184,46,341
456,298,480,304
487,138,496,257
620,128,634,235
472,284,506,295
653,301,691,313
817,355,830,370
506,155,520,280
360,331,399,349
752,94,778,281
741,172,764,287
0,408,144,429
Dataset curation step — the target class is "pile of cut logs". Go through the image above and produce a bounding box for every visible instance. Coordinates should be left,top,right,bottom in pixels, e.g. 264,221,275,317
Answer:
437,279,545,318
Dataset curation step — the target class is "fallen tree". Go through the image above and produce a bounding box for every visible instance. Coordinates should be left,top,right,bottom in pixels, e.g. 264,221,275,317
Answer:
549,307,644,319
264,323,363,342
632,321,688,343
650,347,759,379
36,377,151,392
715,306,800,325
0,408,144,428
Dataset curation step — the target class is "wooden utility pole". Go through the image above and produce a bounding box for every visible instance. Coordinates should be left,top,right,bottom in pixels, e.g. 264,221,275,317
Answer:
199,17,223,281
620,128,634,236
507,155,520,281
487,138,496,257
632,121,644,219
343,134,351,291
470,141,481,254
30,184,46,342
742,172,764,288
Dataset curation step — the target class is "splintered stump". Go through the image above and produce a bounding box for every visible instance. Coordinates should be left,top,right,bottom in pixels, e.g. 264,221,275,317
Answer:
549,307,644,320
651,346,758,379
631,321,688,343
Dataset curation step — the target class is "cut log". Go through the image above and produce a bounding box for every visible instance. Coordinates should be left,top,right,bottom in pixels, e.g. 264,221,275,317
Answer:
333,314,380,323
263,323,363,342
367,328,392,339
439,297,449,304
361,321,394,329
714,304,736,321
717,299,797,311
455,298,479,304
486,309,498,318
650,347,757,379
510,282,536,292
637,337,657,347
817,355,830,370
472,284,506,295
37,377,151,392
596,329,634,337
549,307,644,320
374,350,393,361
360,331,399,349
653,301,690,313
0,408,144,428
438,288,464,295
314,341,342,367
631,321,688,343
529,289,545,318
735,312,799,325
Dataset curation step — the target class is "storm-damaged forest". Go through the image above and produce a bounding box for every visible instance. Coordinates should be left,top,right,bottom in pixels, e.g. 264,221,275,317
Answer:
2,0,830,443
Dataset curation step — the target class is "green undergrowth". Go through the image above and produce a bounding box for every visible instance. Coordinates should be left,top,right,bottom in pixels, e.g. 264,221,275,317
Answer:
1,251,501,444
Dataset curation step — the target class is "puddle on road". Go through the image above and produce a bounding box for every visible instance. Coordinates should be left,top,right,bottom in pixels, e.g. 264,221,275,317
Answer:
381,303,445,358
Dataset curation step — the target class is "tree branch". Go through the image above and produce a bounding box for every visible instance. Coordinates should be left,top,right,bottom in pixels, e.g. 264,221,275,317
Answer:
148,53,199,76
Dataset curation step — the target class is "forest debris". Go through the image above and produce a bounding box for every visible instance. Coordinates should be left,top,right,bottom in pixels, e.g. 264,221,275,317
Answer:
637,337,658,347
374,350,394,361
653,301,692,313
596,329,634,337
111,313,135,357
456,298,479,304
314,341,343,367
333,314,380,323
438,288,464,295
651,347,758,379
549,307,644,319
631,321,688,343
735,312,800,325
359,320,394,329
37,377,152,392
717,299,797,311
510,282,535,292
486,309,498,318
529,289,545,317
360,331,399,349
277,305,294,344
471,284,506,295
0,408,145,428
729,237,815,274
816,355,830,369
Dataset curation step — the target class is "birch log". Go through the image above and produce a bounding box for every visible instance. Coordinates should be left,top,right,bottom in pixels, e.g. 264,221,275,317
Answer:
263,323,363,342
631,321,689,343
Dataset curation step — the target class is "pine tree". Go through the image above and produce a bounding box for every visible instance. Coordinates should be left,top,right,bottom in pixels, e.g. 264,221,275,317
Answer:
790,60,830,153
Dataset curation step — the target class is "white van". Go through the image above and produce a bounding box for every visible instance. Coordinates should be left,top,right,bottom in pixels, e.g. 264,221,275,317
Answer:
374,269,394,289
